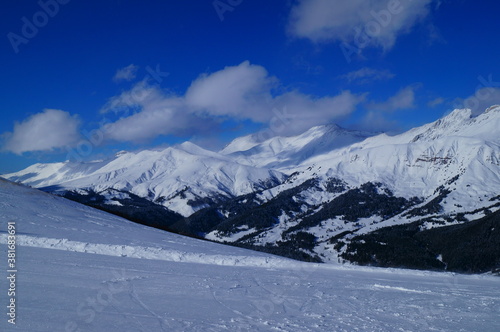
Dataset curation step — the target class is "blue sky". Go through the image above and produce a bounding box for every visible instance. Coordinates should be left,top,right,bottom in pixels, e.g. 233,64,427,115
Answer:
1,0,500,173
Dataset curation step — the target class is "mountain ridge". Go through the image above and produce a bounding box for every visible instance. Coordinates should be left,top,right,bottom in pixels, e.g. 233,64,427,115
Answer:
220,123,374,169
3,106,499,269
3,143,287,216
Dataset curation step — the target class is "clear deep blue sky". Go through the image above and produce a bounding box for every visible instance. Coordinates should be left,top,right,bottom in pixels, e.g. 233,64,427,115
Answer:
1,0,499,173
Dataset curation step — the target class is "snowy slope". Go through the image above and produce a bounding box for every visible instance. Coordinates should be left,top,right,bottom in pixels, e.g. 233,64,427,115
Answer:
0,178,292,265
0,179,499,332
3,142,286,216
220,124,373,169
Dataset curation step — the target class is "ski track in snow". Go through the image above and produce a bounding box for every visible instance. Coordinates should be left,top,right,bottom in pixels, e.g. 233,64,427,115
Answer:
1,178,499,331
2,233,500,332
2,236,500,332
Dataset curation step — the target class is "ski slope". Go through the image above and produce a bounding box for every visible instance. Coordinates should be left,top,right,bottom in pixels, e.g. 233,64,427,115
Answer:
0,179,499,331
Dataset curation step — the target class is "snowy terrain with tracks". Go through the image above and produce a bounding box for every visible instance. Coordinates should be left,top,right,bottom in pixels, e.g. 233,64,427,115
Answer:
0,179,498,331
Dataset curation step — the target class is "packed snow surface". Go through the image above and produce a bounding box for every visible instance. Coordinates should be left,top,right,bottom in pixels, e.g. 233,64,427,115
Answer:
0,179,499,331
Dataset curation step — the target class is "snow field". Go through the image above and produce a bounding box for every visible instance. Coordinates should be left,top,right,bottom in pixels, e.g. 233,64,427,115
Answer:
1,245,498,332
0,174,499,331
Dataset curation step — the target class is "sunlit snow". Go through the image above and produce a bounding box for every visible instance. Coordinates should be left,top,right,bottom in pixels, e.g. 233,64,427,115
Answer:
0,179,498,331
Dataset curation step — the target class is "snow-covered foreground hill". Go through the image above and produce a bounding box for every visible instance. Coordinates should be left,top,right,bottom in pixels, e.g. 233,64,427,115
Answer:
1,179,499,331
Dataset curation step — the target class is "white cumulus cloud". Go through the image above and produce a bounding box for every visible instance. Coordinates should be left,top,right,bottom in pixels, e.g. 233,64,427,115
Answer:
185,61,275,122
369,85,417,112
288,0,434,50
2,109,81,154
354,85,419,132
100,61,365,142
113,64,139,82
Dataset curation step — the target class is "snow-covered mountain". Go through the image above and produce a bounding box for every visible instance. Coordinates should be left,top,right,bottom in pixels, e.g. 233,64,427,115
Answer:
3,142,286,216
279,106,499,207
2,178,499,331
3,106,500,270
200,107,499,266
220,123,373,169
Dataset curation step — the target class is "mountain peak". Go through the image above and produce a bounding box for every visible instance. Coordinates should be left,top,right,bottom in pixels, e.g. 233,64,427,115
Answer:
115,150,129,157
484,104,500,114
175,141,228,160
408,106,499,143
219,123,374,168
441,108,473,123
308,123,341,133
177,141,203,152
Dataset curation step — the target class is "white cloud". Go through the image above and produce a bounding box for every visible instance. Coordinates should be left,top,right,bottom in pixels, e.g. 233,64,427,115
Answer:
2,109,81,154
101,80,163,114
101,82,208,142
357,110,400,133
100,61,365,141
288,0,434,50
460,87,500,115
113,64,139,82
352,86,419,132
369,85,417,112
427,97,445,108
185,61,275,122
273,90,365,134
341,67,395,84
